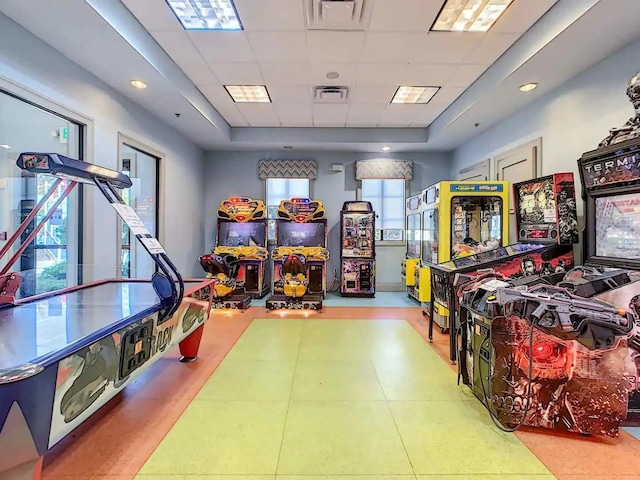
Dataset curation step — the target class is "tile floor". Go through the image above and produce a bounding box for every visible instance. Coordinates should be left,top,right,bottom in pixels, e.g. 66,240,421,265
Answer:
136,319,552,478
251,291,419,308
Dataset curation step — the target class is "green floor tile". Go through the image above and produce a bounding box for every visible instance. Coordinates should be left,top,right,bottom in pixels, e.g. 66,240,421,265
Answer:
224,332,301,361
139,400,288,475
277,401,413,475
198,360,296,400
297,335,372,361
390,401,551,475
291,360,385,401
278,476,415,480
415,476,555,480
137,476,275,480
246,319,306,336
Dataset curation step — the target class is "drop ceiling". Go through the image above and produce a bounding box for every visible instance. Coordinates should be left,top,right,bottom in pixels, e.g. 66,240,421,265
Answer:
1,0,639,152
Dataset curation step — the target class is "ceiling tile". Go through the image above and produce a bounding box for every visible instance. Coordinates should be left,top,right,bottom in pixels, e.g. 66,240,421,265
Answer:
236,103,281,126
234,0,305,31
409,104,446,127
401,64,457,87
247,32,307,62
466,33,520,64
152,31,218,84
189,31,254,63
491,0,558,34
259,62,311,86
447,64,488,88
349,86,397,104
268,86,312,104
201,86,248,126
377,105,414,127
209,62,263,85
430,86,466,105
307,31,366,62
311,63,358,86
361,33,423,62
121,0,181,31
413,32,484,63
276,104,313,127
346,104,387,127
368,0,442,32
356,63,408,87
313,104,349,127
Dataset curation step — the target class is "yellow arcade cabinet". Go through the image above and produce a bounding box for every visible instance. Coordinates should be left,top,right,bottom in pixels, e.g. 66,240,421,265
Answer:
266,198,329,310
402,193,423,301
418,181,509,325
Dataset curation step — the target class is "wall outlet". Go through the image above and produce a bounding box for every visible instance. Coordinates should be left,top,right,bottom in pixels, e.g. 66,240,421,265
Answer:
334,268,338,279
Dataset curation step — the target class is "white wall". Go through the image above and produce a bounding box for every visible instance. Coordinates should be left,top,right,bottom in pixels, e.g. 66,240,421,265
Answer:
0,13,205,277
452,36,640,223
204,150,451,290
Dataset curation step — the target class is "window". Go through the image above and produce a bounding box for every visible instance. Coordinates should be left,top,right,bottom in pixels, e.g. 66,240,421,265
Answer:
266,178,310,241
0,89,83,298
361,179,405,242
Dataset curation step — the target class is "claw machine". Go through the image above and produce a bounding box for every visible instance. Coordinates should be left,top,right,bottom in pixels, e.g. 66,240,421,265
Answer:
402,193,423,301
340,201,376,297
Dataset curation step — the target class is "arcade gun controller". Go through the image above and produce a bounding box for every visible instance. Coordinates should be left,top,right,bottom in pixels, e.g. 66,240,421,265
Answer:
198,252,251,310
459,277,636,437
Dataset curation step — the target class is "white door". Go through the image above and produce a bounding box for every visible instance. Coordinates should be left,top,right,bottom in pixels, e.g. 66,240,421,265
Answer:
495,138,541,243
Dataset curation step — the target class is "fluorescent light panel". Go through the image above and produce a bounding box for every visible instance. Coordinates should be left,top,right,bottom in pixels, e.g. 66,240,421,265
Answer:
391,86,440,104
225,85,271,103
431,0,513,32
166,0,242,30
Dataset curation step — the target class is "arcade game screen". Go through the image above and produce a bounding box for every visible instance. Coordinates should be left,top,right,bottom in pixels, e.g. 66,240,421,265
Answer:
595,192,640,259
277,222,326,247
407,213,421,258
451,196,503,258
218,222,266,247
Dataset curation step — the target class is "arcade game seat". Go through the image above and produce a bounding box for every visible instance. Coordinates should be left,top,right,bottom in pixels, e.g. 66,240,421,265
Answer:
198,252,250,310
282,253,308,298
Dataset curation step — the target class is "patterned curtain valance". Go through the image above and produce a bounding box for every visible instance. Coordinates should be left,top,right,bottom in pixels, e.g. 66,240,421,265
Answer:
258,160,317,180
355,160,413,180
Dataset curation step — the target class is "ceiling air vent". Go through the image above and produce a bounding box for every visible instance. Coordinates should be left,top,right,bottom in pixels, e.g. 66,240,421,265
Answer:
314,86,349,103
304,0,372,31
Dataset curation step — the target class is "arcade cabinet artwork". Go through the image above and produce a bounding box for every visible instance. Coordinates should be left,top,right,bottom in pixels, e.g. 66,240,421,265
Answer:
199,197,269,310
429,174,578,362
0,153,213,480
418,181,509,325
340,201,376,297
266,198,329,310
402,193,424,302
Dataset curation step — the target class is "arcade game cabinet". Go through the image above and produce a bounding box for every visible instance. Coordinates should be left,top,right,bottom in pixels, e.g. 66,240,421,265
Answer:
266,198,329,310
340,201,375,297
199,197,269,310
419,181,509,325
0,153,213,480
429,174,578,362
402,193,423,302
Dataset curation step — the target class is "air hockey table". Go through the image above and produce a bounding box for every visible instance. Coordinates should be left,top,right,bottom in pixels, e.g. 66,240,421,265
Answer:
0,153,214,480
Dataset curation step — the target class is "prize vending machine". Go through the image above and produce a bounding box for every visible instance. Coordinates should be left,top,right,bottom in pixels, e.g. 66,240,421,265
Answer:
402,193,422,301
340,201,375,297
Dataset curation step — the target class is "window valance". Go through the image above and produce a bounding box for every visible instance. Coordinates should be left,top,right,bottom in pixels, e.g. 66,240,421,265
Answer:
355,160,413,180
258,160,317,180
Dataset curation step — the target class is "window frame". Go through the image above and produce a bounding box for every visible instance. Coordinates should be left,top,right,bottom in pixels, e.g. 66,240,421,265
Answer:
265,177,312,243
357,178,408,246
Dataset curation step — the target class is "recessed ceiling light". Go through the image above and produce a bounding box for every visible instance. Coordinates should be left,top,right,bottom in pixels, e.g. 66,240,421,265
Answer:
0,144,11,149
391,86,440,104
166,0,242,30
431,0,514,33
519,82,538,92
224,85,271,103
130,80,148,89
382,146,391,152
326,72,340,79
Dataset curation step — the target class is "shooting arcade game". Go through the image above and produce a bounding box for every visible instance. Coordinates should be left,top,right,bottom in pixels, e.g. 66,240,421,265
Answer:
402,193,423,302
266,198,329,310
418,181,509,326
0,153,213,479
199,197,269,310
340,201,375,297
428,174,578,362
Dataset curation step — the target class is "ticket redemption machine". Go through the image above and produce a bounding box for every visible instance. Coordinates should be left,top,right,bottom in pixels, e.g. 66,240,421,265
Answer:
419,181,509,325
266,198,329,310
402,193,423,301
340,201,375,297
199,197,269,310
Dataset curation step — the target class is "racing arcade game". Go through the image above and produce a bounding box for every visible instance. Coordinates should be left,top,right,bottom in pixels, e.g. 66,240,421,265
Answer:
402,193,423,302
340,201,375,297
266,198,329,310
199,197,269,310
429,174,578,362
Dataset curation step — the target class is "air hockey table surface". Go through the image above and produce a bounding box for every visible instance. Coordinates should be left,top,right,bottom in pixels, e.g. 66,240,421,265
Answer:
0,278,213,480
0,279,204,376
